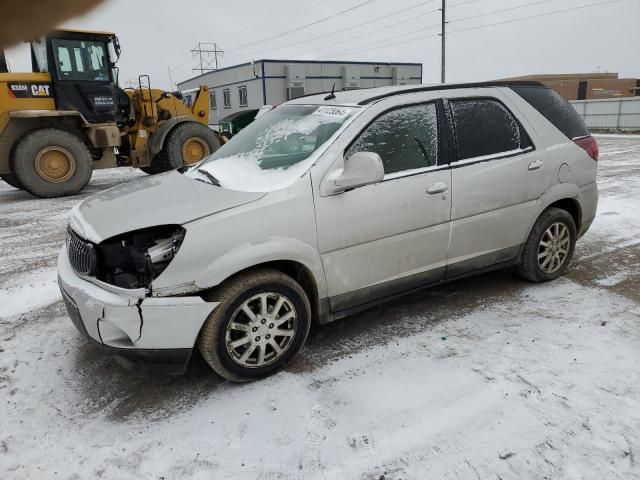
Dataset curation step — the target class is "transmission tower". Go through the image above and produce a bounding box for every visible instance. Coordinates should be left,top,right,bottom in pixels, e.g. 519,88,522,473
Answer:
191,43,224,74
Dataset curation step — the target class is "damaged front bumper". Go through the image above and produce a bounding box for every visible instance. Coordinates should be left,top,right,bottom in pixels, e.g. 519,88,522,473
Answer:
57,246,218,373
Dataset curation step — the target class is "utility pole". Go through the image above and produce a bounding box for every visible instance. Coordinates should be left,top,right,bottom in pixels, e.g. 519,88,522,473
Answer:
167,66,175,90
190,42,224,74
440,0,446,84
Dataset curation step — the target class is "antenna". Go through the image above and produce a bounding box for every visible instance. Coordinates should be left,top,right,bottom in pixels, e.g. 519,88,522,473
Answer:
324,83,336,101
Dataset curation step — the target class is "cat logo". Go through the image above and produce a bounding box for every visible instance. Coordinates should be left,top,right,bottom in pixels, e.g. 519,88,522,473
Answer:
7,82,53,99
31,84,51,97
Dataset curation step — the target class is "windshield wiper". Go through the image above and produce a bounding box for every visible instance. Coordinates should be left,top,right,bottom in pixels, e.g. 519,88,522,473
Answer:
196,169,221,186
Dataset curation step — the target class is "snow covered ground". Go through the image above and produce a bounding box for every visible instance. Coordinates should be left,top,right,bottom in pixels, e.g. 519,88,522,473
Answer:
1,136,639,479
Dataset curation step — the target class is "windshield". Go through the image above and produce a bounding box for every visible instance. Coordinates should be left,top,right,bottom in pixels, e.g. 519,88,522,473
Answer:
187,104,356,192
51,38,109,81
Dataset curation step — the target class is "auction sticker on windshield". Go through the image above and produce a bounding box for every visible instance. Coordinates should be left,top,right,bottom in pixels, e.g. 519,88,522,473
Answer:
313,106,352,118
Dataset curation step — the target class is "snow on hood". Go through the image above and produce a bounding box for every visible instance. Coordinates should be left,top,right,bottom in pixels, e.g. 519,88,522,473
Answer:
69,170,264,243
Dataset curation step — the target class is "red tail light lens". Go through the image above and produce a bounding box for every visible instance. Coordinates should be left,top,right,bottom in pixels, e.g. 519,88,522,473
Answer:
573,135,599,161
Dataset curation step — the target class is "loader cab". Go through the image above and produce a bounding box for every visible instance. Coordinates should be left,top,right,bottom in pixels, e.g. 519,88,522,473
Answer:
30,29,121,124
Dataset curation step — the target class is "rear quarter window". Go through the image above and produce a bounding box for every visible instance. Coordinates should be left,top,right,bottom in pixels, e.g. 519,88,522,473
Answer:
511,86,589,140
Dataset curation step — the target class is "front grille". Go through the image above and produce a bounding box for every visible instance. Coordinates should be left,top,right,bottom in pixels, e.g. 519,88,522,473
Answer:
66,227,97,276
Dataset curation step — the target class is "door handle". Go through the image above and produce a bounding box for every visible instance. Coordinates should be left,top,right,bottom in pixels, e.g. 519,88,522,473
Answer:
528,159,544,171
426,182,448,195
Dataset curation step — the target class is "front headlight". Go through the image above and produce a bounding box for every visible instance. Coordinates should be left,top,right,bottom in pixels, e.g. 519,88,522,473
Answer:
145,228,186,275
95,226,186,290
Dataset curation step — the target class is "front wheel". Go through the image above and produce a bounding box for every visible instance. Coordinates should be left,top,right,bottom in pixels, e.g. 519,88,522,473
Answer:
197,268,311,382
145,122,221,174
517,207,577,282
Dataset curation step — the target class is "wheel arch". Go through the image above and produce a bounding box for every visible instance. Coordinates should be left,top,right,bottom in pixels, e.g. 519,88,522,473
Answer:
197,258,325,325
523,184,583,243
147,116,192,157
546,198,581,231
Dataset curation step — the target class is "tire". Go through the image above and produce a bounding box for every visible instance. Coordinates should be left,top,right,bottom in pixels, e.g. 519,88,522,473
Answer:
197,268,311,382
1,173,23,190
147,122,220,174
517,207,577,283
12,129,92,198
138,166,157,175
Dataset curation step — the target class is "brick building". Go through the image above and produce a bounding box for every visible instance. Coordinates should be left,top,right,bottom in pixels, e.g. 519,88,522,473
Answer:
506,73,640,101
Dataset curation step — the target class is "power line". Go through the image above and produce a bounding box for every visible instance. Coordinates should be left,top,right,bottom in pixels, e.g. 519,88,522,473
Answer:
315,22,441,59
225,0,438,59
447,0,622,35
170,0,478,75
317,0,622,59
227,0,378,52
168,0,326,74
238,0,323,43
449,0,554,23
291,6,441,58
298,0,477,59
313,0,556,61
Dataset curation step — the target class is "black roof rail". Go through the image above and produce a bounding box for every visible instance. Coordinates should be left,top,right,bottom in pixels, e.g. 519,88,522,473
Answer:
357,80,546,105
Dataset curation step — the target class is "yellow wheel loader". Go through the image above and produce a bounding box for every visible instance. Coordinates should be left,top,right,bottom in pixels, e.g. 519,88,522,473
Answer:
0,29,219,197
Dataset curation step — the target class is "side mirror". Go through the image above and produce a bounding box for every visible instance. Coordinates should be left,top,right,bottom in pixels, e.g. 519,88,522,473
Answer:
326,151,384,194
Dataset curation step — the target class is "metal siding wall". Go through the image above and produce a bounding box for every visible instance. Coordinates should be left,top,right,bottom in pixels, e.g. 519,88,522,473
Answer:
261,61,422,102
178,63,262,125
571,97,640,130
178,61,423,121
266,78,288,106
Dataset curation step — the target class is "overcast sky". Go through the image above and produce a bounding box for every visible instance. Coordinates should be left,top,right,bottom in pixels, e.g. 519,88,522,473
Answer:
5,0,640,90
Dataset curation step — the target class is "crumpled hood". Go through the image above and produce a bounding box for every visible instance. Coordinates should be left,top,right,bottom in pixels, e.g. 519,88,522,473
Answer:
69,170,265,243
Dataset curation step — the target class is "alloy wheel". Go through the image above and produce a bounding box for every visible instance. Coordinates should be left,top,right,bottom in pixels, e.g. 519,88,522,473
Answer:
538,222,571,274
225,292,297,368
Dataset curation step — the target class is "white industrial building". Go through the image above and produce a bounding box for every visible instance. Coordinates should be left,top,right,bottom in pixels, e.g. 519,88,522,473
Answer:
177,59,423,124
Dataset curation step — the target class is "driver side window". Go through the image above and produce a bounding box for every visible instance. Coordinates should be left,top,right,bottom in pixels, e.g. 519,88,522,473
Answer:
346,103,439,175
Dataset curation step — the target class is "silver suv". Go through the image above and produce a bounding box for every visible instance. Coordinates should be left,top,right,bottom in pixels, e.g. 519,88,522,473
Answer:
58,81,599,381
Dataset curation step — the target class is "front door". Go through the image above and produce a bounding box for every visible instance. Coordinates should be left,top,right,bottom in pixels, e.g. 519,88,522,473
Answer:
315,100,452,312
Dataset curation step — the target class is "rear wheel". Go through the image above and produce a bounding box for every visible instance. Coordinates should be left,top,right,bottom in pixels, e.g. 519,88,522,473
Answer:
197,268,311,382
144,122,220,174
12,129,92,198
517,207,576,282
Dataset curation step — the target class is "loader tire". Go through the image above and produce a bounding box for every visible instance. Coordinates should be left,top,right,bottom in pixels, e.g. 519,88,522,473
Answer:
12,129,92,198
138,165,159,175
1,173,24,190
149,122,220,174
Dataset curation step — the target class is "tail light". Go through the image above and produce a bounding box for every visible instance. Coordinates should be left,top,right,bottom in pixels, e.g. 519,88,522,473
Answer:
573,135,599,161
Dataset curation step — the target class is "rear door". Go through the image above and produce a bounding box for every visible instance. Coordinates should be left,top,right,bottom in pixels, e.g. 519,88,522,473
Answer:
445,90,549,277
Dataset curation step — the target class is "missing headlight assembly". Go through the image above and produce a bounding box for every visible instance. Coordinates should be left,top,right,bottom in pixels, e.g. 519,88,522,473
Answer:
69,225,186,290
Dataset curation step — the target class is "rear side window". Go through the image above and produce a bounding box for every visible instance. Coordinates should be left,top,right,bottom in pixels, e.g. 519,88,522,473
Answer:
347,103,439,175
511,86,589,139
450,98,529,161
